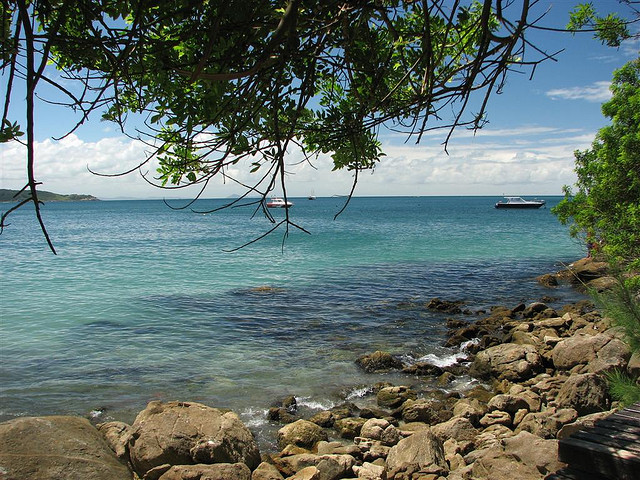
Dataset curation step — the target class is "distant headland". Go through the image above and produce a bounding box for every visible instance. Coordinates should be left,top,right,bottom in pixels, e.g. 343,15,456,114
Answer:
0,189,99,203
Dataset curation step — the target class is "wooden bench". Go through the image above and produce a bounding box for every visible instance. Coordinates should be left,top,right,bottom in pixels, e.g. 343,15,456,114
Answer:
548,403,640,480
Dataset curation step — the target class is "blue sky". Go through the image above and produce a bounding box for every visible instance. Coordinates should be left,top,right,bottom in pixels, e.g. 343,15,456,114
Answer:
1,1,638,199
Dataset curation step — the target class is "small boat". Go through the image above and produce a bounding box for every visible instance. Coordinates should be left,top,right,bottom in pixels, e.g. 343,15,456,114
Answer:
308,195,316,200
495,196,546,209
266,197,293,208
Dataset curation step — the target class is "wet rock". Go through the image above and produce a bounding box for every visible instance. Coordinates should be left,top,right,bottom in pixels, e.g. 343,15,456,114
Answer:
0,416,132,480
426,298,465,314
402,362,444,377
356,351,404,373
334,417,367,439
278,419,328,450
377,386,416,409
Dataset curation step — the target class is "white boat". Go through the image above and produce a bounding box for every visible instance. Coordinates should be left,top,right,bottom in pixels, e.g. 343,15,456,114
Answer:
494,196,546,209
266,197,293,208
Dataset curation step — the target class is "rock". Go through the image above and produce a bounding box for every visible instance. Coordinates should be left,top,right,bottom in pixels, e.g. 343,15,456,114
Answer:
401,398,451,424
97,420,133,460
479,411,512,428
431,417,479,444
465,431,564,480
587,276,618,292
309,411,335,428
587,337,632,374
567,258,609,283
522,302,552,318
334,417,367,439
426,298,464,313
551,333,610,370
514,407,578,439
557,410,616,439
487,394,536,415
556,373,611,415
157,463,251,480
352,461,386,479
252,461,285,480
360,418,390,440
0,416,132,480
287,466,321,480
278,419,329,450
377,386,416,409
385,428,448,478
273,453,356,480
356,351,404,373
536,273,559,288
127,401,260,478
452,398,487,426
402,362,444,377
470,343,543,381
628,351,640,378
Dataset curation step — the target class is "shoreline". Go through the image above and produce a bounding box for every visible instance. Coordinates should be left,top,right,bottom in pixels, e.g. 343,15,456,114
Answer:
1,257,631,480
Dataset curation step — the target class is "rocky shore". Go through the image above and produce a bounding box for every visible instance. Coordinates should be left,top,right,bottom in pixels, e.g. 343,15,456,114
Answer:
1,257,636,480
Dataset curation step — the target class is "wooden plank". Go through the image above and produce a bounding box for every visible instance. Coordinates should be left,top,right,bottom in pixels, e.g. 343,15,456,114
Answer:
547,468,611,480
596,419,640,434
572,429,640,453
581,425,640,446
607,411,640,425
558,436,640,480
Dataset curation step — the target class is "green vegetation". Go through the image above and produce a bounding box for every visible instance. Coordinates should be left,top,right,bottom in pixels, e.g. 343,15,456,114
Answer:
553,53,640,405
0,189,98,203
553,58,640,271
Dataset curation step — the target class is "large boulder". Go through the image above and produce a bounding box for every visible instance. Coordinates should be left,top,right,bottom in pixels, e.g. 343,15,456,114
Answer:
277,419,329,450
470,343,543,381
157,462,251,480
127,401,260,478
463,431,564,480
0,416,132,480
385,428,448,478
551,333,610,370
555,373,611,415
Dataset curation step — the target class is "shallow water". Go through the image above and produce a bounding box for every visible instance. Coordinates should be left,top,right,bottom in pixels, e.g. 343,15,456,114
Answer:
0,196,586,448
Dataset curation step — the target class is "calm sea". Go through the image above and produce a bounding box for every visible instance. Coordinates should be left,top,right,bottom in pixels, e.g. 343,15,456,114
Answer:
0,196,586,448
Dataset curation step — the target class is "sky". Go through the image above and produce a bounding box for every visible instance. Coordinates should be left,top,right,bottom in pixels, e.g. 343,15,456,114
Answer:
1,1,639,200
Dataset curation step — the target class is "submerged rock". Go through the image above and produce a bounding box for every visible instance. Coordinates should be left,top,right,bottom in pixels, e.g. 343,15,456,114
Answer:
355,351,404,373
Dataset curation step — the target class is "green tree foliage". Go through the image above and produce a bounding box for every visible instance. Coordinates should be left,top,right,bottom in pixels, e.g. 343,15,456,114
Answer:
2,0,564,251
553,58,640,270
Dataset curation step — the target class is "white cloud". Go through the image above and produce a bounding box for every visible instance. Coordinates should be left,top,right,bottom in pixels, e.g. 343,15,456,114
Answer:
545,81,612,102
1,124,592,199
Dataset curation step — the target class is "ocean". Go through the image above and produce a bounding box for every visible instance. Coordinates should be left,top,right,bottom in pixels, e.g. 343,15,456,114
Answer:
0,196,586,449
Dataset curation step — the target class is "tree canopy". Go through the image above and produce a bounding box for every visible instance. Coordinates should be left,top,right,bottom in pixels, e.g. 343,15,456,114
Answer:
553,57,640,270
0,1,632,251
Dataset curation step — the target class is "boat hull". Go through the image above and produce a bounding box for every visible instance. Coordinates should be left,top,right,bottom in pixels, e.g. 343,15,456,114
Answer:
495,203,545,209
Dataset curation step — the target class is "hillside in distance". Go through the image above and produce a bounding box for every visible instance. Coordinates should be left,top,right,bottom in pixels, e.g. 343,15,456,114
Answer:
0,189,99,203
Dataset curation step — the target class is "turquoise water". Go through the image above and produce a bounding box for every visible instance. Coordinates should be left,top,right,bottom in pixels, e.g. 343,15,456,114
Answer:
1,196,585,446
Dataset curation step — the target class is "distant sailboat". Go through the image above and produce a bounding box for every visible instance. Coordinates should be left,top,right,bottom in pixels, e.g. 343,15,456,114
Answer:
308,190,317,200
